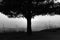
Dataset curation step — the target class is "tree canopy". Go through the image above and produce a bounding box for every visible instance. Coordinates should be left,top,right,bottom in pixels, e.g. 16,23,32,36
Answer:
0,0,60,18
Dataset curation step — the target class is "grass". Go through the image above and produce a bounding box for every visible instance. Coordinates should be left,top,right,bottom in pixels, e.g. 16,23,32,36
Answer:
0,27,60,40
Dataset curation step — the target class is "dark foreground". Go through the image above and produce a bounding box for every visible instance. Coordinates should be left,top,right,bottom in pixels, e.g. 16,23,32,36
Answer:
0,28,60,40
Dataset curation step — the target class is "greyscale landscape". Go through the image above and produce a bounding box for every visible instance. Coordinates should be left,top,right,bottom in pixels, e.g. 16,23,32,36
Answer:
0,13,60,32
0,13,60,40
0,0,60,40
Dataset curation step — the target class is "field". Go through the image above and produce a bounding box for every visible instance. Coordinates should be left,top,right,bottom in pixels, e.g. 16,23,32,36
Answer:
0,28,60,40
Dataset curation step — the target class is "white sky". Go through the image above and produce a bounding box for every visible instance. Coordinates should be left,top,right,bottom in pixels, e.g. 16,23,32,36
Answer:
0,13,27,29
31,15,60,31
0,13,60,31
53,0,60,3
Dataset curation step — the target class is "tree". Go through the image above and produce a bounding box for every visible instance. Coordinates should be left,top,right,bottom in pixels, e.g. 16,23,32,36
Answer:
0,0,33,35
0,0,60,35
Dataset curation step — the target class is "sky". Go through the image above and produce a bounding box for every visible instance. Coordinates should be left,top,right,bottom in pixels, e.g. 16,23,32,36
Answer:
54,0,60,3
0,13,60,31
0,13,27,29
31,15,60,31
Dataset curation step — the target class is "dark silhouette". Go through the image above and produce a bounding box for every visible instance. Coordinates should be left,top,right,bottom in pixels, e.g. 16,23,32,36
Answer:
0,0,60,35
0,0,33,35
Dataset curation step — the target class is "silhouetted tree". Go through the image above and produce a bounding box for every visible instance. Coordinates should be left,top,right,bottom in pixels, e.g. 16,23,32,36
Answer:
0,0,60,35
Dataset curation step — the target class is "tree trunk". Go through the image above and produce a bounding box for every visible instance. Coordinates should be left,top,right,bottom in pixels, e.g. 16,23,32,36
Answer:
27,17,32,35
